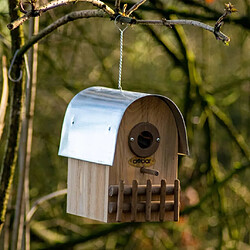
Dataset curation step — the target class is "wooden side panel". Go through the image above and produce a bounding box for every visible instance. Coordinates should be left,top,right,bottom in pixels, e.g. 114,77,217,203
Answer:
67,158,109,222
108,97,178,222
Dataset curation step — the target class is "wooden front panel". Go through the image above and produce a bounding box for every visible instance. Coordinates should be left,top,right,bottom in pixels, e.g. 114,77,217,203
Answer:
108,97,178,222
67,158,109,222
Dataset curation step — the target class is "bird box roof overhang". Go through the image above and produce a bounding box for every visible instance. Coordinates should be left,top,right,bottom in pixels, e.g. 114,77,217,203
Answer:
58,87,189,166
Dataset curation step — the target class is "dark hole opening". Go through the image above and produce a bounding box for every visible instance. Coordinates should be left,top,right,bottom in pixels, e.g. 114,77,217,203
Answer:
137,131,153,149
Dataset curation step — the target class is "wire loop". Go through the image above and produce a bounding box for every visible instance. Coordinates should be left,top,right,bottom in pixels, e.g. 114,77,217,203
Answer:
115,15,129,32
8,49,22,82
8,49,30,83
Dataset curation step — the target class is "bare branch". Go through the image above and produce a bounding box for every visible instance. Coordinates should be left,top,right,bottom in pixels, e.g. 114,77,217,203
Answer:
15,10,106,63
7,0,115,30
126,0,147,16
26,189,67,223
38,0,114,14
8,1,235,46
135,19,230,43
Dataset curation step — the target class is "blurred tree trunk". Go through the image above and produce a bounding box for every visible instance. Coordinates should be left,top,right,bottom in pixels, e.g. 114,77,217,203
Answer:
0,0,24,233
11,16,39,250
24,18,39,250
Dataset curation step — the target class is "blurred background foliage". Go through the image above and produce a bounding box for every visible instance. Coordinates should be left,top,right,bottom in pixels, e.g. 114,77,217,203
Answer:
0,0,250,249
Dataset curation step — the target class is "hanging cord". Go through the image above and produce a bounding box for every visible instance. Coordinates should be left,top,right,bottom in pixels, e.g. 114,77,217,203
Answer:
8,49,30,83
115,15,128,90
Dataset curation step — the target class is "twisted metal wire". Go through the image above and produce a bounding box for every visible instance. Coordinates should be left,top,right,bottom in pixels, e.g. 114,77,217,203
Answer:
115,16,128,90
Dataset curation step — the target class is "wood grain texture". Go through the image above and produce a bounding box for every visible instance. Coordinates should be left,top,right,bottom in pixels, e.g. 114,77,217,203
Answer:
111,97,178,185
108,201,174,213
108,97,178,222
67,158,109,222
108,184,174,196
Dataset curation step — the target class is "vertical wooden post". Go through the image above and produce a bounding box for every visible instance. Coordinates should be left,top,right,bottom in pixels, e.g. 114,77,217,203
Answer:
146,179,152,222
174,179,180,221
159,179,166,221
131,180,138,222
116,180,124,222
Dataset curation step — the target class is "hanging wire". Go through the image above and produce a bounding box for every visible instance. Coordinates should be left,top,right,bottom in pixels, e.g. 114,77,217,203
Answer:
115,15,128,90
8,49,30,83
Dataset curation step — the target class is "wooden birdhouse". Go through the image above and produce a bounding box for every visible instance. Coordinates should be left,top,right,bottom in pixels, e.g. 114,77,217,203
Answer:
59,86,189,223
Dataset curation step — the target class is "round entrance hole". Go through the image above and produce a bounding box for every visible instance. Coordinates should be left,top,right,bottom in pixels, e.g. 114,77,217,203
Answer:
137,131,153,149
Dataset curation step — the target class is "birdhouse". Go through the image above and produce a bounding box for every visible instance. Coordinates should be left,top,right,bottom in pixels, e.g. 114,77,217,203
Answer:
58,86,189,223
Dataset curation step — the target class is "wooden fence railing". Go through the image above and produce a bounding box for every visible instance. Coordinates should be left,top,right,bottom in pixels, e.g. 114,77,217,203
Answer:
108,179,180,222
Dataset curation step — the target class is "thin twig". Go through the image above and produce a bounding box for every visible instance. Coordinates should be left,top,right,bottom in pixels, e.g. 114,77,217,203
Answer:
7,0,115,30
26,189,67,223
126,0,147,16
115,0,121,13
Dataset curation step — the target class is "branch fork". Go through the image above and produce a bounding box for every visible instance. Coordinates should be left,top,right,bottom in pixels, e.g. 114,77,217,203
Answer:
7,0,238,63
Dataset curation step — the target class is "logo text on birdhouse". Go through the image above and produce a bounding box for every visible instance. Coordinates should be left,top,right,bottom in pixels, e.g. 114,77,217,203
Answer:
128,156,155,168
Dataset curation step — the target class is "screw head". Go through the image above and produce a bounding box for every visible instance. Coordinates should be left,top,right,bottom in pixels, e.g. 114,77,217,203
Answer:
156,137,160,142
130,137,135,142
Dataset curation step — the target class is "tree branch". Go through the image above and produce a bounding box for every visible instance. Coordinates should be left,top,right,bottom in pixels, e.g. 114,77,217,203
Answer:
7,0,236,45
15,10,106,63
210,104,250,160
135,19,230,43
26,189,67,223
40,223,139,249
7,0,115,30
0,0,25,233
182,161,250,215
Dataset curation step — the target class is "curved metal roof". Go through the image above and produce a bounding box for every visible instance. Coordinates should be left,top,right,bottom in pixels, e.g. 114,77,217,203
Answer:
58,86,189,166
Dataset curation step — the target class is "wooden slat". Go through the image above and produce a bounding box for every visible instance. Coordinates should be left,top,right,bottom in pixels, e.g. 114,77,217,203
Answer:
116,180,124,222
159,179,166,221
108,184,174,196
108,201,174,214
131,180,138,222
174,179,180,221
67,158,109,222
146,179,152,222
